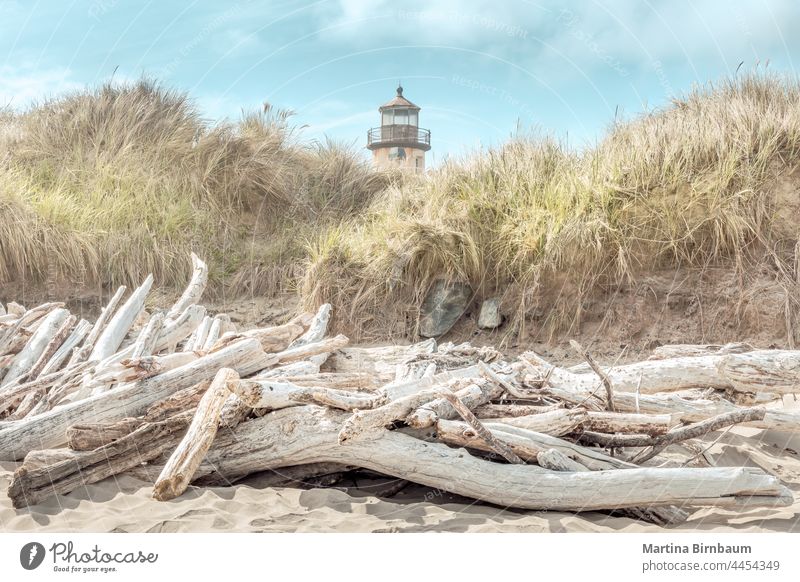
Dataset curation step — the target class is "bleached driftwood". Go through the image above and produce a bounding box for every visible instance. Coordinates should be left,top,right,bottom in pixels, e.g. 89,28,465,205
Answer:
2,272,797,520
7,415,191,508
188,316,212,352
630,407,767,463
8,390,44,420
570,340,616,411
39,319,91,376
537,448,589,471
67,383,209,450
213,322,322,426
405,379,502,428
1,308,70,388
649,343,754,360
272,372,380,391
0,329,33,360
131,312,165,359
152,305,206,354
89,305,206,372
0,362,93,416
255,361,320,379
416,343,503,372
146,381,210,420
584,411,673,436
0,305,61,367
474,403,563,418
288,304,331,348
532,432,687,525
326,339,436,379
89,276,153,361
477,360,538,400
393,361,436,384
201,315,224,352
6,302,26,316
523,349,800,396
541,384,800,433
127,461,216,485
231,379,384,411
717,351,800,395
338,384,458,444
68,416,156,451
218,394,252,429
69,287,126,365
208,462,351,488
153,368,239,501
269,334,349,365
436,419,636,470
201,406,791,511
0,337,264,460
211,322,304,354
289,387,386,410
23,314,76,382
384,365,482,400
489,409,588,437
165,253,208,322
0,302,63,335
84,352,198,394
437,389,525,464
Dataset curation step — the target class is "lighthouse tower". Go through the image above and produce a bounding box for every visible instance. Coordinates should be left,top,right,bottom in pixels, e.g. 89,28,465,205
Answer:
366,84,430,172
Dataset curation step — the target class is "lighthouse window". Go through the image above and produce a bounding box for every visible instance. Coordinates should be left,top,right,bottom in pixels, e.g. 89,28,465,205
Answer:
409,111,418,126
388,147,406,160
394,109,408,125
382,111,393,125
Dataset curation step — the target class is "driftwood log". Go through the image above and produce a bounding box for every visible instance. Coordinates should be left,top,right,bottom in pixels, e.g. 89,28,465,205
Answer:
522,349,800,396
201,406,790,511
2,254,797,525
153,368,239,500
0,338,265,458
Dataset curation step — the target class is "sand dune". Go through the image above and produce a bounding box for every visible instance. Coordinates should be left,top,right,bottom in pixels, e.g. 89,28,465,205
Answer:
1,423,799,533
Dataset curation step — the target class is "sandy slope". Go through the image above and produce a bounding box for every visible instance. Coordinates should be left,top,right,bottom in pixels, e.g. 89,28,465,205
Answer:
1,423,799,533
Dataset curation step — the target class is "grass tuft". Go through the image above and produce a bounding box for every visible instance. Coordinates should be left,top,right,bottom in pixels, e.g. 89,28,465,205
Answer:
304,71,800,339
2,72,800,342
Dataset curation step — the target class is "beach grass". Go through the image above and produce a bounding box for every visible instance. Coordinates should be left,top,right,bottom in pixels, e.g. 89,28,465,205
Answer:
2,72,799,339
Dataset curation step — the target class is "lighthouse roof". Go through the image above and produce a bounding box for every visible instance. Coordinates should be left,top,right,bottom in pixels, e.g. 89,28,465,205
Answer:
379,85,420,111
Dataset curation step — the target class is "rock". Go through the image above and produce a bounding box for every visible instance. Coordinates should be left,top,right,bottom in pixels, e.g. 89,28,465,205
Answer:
478,297,503,329
418,280,472,337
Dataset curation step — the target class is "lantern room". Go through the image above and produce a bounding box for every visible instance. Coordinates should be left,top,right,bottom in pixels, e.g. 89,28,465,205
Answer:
366,84,430,172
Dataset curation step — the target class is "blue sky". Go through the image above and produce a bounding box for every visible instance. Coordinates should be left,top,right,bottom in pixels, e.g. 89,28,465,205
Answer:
1,0,798,163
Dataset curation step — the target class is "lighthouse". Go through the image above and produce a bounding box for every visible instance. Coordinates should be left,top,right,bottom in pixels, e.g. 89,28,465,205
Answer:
366,84,431,172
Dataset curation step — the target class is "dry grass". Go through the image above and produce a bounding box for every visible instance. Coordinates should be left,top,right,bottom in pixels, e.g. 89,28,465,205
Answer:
0,79,390,294
3,73,800,342
304,71,800,340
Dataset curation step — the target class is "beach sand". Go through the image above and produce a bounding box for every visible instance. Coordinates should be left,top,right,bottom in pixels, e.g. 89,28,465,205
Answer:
2,422,799,533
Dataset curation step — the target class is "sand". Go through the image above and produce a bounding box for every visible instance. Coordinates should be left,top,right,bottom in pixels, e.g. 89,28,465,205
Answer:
2,421,799,533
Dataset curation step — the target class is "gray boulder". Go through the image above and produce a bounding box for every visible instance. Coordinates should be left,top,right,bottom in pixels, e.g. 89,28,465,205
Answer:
418,280,472,337
478,297,503,329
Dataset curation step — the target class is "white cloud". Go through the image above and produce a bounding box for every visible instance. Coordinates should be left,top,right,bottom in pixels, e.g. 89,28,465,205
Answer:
535,1,799,76
313,0,544,47
314,0,799,82
0,64,82,108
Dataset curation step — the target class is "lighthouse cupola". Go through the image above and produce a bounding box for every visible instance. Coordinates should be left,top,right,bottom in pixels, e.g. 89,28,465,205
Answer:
366,84,430,172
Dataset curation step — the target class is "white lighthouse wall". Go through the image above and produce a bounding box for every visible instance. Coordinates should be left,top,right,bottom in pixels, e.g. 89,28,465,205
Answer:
372,146,426,172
